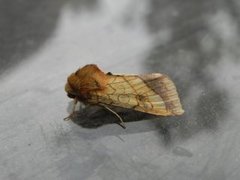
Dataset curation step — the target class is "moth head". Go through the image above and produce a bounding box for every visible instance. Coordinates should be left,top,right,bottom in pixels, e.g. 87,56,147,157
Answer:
65,81,76,99
65,71,91,99
65,64,108,99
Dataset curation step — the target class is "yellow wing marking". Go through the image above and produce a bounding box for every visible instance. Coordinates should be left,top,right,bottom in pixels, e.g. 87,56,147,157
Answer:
88,74,184,116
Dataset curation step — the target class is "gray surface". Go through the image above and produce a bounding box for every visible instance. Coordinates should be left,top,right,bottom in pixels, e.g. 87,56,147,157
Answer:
1,0,240,180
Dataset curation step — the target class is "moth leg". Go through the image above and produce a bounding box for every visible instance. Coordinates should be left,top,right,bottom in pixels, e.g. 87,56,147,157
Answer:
79,102,84,111
100,104,126,129
64,98,78,121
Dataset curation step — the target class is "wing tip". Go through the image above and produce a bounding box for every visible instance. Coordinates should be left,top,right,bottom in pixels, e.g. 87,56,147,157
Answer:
141,73,184,116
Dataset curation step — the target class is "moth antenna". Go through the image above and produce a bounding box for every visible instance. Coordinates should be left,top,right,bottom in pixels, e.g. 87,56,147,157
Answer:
100,104,126,129
64,98,78,121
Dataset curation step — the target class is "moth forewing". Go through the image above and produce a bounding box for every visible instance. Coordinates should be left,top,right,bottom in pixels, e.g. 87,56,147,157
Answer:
88,73,184,116
140,73,184,115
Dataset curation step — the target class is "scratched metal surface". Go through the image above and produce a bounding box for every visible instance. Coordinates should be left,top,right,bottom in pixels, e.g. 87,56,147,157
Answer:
1,0,240,180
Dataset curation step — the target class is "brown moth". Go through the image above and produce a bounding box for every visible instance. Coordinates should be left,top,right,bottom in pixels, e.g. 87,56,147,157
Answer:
65,64,184,128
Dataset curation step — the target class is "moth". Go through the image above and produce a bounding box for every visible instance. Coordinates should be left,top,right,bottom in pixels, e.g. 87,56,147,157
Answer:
65,64,184,128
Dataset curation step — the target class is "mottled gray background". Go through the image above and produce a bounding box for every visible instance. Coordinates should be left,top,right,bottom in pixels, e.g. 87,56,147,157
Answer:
1,0,240,180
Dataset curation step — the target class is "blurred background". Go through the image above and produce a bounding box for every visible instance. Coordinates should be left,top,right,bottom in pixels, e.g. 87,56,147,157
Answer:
1,0,240,179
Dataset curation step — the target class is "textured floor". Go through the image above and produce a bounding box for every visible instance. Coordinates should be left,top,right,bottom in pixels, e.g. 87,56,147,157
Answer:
1,0,240,180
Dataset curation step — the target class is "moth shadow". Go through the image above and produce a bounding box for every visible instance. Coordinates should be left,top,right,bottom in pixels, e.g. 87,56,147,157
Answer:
70,105,156,128
64,101,179,146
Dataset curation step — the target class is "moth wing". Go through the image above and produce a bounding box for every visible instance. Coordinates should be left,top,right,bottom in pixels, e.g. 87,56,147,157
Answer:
89,74,184,116
139,73,184,115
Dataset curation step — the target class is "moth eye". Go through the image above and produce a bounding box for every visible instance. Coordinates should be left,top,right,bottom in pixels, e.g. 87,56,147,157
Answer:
67,93,76,99
107,72,113,75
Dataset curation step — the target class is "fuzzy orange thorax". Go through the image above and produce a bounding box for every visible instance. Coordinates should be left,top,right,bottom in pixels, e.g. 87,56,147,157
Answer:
65,64,108,97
